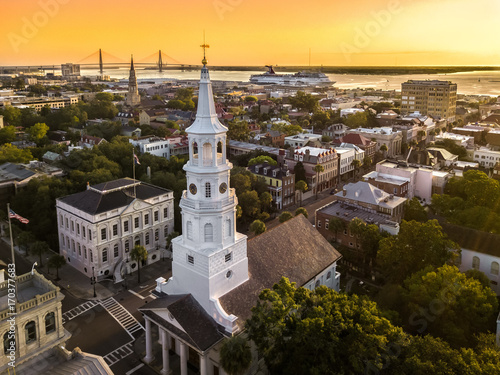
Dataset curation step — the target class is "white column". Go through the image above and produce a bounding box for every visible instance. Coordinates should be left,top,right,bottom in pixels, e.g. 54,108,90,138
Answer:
180,341,188,375
200,352,207,375
144,318,154,363
160,330,170,375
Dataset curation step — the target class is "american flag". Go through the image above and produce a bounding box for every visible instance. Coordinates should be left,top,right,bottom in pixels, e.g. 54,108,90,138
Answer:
133,153,141,165
9,209,29,224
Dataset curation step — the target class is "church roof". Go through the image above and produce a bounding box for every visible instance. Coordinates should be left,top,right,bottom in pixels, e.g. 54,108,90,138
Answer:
185,65,228,135
219,214,342,329
139,294,225,352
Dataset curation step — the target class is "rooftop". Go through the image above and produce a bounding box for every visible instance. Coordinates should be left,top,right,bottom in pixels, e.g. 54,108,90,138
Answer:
57,178,172,215
318,200,393,226
219,215,341,329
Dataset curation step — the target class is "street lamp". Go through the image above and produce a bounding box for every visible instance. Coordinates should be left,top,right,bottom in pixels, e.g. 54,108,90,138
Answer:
90,266,97,298
31,262,38,275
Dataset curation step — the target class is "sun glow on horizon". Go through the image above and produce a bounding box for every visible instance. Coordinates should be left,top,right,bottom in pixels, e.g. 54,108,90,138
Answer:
1,0,499,67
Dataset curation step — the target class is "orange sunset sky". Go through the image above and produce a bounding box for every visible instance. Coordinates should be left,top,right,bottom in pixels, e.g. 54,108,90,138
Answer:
2,0,500,67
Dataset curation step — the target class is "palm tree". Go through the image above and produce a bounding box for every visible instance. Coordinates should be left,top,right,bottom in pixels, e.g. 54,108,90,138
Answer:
349,218,366,250
130,245,148,283
313,164,324,198
351,159,361,180
18,231,34,256
328,217,345,242
31,241,49,267
379,144,388,158
220,335,252,375
295,180,308,207
48,254,66,280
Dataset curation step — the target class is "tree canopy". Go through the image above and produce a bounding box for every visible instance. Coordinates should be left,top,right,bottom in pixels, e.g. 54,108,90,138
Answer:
377,220,459,283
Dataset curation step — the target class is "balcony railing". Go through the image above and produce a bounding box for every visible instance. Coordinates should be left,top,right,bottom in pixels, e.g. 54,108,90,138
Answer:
181,189,236,211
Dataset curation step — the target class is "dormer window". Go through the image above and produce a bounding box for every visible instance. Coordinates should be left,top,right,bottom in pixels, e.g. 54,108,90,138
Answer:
272,170,277,177
263,168,268,175
255,166,259,173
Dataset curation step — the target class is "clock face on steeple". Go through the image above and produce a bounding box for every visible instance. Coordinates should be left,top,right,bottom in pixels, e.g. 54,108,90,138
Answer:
189,183,197,195
219,182,227,194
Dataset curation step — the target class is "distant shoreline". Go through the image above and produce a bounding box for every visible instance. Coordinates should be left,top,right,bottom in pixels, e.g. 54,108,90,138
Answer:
203,65,500,75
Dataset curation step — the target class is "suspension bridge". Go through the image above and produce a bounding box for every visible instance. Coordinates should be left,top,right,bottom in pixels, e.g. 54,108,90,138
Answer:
0,49,197,74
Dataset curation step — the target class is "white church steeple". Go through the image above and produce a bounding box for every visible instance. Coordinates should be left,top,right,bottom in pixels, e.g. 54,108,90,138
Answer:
157,49,248,334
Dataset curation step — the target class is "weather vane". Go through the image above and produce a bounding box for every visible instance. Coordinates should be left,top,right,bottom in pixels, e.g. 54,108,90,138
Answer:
200,31,209,65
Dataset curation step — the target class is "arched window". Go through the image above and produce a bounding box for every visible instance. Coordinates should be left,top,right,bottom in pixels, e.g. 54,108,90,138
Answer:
204,223,213,242
25,321,36,344
472,256,480,270
90,250,93,263
492,262,499,275
225,219,231,238
83,246,87,259
145,233,150,245
102,248,108,263
164,225,169,238
114,244,119,258
192,142,198,155
134,236,140,246
205,182,211,198
315,280,321,288
155,229,159,241
326,271,332,280
203,142,213,166
45,312,55,334
187,221,193,240
125,240,130,253
4,331,15,354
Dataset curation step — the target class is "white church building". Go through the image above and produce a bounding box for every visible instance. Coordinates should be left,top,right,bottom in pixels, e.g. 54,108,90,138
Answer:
139,58,342,375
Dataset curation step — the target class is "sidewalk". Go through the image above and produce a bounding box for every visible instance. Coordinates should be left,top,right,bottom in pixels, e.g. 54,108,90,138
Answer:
4,236,172,301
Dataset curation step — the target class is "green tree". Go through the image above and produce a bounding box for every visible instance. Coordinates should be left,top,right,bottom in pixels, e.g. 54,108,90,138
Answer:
379,144,388,158
344,111,369,129
227,120,250,141
294,207,308,218
18,231,34,256
48,254,66,280
400,265,498,348
246,277,406,375
377,220,459,283
352,158,361,179
294,162,306,184
295,180,307,207
244,96,258,102
404,197,428,222
31,241,49,267
348,217,366,249
239,190,261,223
313,164,324,198
0,126,17,145
328,217,344,242
465,269,492,289
249,220,266,235
95,92,114,101
259,191,273,213
0,143,33,164
130,245,148,283
279,211,293,223
220,335,252,375
289,91,319,113
463,170,500,207
248,155,277,166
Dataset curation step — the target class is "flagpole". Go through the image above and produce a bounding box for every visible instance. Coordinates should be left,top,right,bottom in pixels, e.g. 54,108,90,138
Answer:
133,149,136,198
7,203,15,273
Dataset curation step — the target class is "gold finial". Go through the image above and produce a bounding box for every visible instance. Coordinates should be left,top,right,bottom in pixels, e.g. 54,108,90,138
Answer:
200,31,209,65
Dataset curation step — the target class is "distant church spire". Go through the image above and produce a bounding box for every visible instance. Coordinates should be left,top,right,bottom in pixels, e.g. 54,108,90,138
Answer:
126,54,141,107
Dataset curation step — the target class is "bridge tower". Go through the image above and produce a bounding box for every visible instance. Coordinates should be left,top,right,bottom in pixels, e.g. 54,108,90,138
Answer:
99,49,103,75
158,50,163,73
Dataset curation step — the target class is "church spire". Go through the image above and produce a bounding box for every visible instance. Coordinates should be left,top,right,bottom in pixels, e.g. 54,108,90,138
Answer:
185,42,227,135
126,54,140,106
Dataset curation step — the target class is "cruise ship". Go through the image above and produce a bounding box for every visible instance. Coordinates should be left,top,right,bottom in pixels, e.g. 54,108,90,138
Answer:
249,66,334,86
